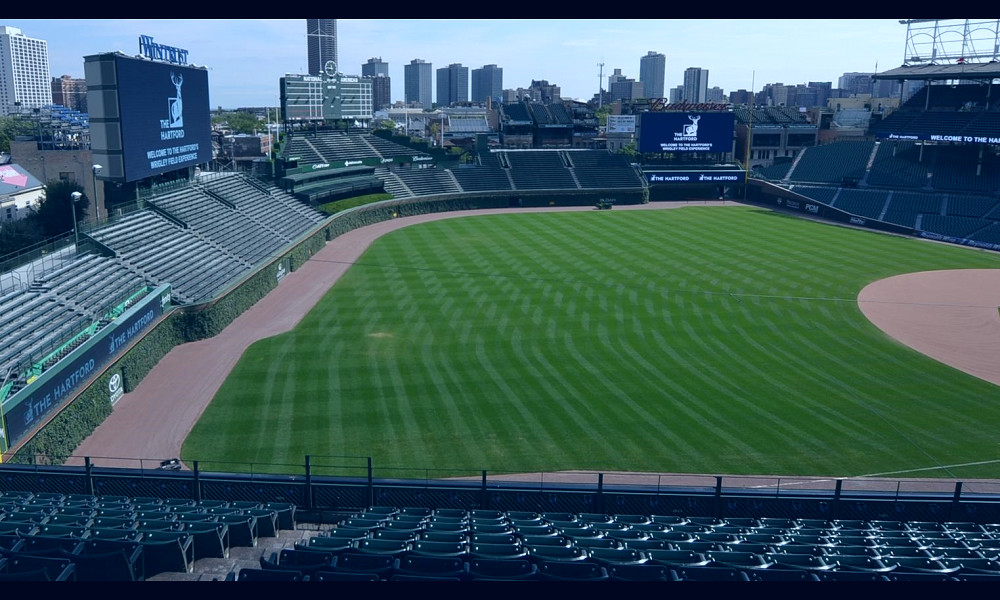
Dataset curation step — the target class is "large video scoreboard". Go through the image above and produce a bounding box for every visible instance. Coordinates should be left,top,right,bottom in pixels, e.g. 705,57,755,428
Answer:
639,112,735,153
86,50,213,183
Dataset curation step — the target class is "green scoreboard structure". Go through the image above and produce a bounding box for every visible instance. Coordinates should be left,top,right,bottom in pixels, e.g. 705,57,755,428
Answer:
281,62,373,124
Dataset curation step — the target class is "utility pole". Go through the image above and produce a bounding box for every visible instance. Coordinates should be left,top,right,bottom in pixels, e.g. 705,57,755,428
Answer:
597,61,605,109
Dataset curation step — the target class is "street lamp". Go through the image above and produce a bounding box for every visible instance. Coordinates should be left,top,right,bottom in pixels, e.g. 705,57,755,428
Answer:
91,164,103,220
69,191,82,251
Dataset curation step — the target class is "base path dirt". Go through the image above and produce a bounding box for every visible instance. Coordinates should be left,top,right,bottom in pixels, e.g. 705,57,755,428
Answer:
858,269,1000,387
68,201,730,468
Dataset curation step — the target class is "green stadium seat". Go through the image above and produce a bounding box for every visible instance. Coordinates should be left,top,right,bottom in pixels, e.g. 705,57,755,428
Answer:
138,531,194,577
467,557,538,581
607,562,673,581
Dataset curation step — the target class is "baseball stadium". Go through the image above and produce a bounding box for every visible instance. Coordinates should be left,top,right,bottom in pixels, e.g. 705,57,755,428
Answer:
1,20,1000,581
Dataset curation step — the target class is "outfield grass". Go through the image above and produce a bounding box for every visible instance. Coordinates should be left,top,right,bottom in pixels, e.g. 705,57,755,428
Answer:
182,205,1000,478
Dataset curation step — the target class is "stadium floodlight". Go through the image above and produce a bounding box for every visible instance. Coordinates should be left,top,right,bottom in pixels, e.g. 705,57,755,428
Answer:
69,191,82,250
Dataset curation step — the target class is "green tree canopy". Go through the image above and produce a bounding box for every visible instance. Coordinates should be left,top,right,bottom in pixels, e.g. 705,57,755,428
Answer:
212,111,264,135
0,115,37,154
34,180,88,238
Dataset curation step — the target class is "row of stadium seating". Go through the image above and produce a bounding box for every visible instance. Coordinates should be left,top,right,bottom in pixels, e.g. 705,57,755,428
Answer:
374,151,644,199
763,140,1000,195
283,132,428,167
0,490,295,580
4,484,1000,582
225,505,1000,582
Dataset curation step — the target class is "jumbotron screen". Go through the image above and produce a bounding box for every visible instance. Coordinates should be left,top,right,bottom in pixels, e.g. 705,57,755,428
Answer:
639,112,735,153
116,56,212,182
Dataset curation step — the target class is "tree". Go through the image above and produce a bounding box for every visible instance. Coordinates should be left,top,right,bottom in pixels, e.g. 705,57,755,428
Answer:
0,115,36,154
34,180,88,238
617,143,639,161
212,111,263,135
594,104,613,128
0,217,46,257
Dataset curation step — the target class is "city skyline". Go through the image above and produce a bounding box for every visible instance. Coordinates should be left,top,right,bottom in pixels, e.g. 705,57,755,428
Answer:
10,19,914,108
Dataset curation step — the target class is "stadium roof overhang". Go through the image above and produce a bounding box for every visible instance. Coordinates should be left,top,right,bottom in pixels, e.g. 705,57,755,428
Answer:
875,62,1000,81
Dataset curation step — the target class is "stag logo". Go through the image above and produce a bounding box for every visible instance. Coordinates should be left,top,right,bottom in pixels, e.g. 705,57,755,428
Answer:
677,115,700,138
167,72,184,128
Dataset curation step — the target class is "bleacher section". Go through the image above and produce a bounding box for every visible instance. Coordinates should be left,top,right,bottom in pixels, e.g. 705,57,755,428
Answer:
390,168,461,197
787,141,875,184
945,194,999,219
449,153,513,192
199,174,326,241
152,188,288,266
756,162,793,181
281,131,429,167
733,107,812,126
918,215,988,240
830,189,887,220
773,137,1000,245
503,151,577,190
88,211,251,305
867,142,931,189
931,146,1000,194
881,192,942,229
788,186,839,205
564,151,644,188
0,254,152,401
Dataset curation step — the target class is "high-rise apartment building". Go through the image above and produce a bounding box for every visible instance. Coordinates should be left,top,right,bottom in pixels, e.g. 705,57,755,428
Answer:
471,64,503,104
639,51,665,99
362,58,390,110
683,67,709,103
365,74,391,111
0,26,51,115
306,19,337,76
51,75,86,112
404,59,432,108
436,63,468,107
362,57,389,78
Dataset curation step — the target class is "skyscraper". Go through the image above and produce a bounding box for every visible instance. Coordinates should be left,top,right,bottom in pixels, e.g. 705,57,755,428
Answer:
306,19,337,76
0,26,51,115
362,58,391,110
639,51,665,99
362,57,389,78
471,64,503,104
436,63,468,107
404,59,432,108
683,67,709,103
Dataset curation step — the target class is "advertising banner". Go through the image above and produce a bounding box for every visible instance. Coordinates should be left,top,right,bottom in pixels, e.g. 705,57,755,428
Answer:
0,286,170,451
880,132,1000,144
645,171,746,184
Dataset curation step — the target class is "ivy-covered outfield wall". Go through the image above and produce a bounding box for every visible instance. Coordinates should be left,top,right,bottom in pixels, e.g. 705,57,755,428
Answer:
9,187,646,464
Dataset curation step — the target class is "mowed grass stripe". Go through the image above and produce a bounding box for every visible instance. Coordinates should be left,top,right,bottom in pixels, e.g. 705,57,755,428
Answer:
184,206,1000,476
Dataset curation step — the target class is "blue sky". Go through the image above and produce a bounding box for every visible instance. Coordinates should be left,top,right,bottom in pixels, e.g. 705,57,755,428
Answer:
9,19,910,109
